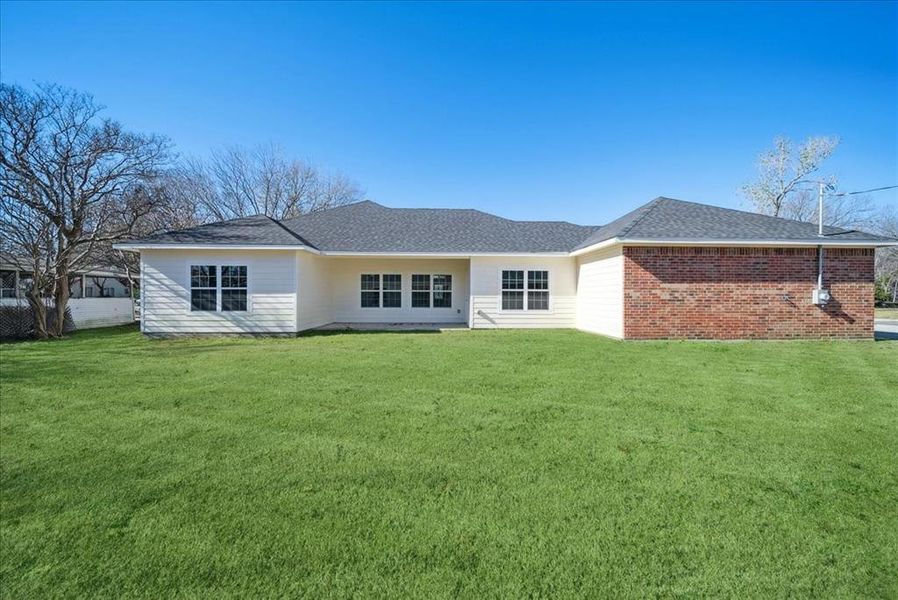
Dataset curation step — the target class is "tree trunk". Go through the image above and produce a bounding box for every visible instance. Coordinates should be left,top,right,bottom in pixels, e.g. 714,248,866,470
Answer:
51,266,71,338
26,290,49,339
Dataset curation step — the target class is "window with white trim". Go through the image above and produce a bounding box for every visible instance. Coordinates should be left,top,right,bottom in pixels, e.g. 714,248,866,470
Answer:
190,265,217,311
411,274,452,308
360,274,401,308
221,266,248,311
501,269,549,311
0,270,16,299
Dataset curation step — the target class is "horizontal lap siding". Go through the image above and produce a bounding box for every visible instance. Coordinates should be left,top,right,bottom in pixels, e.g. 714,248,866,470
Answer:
142,250,296,334
470,256,577,328
297,252,333,331
623,246,875,340
329,258,469,323
575,246,623,338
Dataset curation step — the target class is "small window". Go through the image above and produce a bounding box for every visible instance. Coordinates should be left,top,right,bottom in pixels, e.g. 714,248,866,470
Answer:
501,269,549,311
221,266,247,311
360,274,401,308
190,265,217,311
1,270,17,299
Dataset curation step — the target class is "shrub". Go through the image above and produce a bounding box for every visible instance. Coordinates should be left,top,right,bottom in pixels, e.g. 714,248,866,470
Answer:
0,303,75,341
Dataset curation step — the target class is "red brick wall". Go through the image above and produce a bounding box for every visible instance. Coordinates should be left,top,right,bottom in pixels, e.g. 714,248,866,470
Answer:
623,247,875,340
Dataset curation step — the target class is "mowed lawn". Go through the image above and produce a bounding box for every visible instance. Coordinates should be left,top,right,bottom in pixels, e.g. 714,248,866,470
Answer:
1,327,897,598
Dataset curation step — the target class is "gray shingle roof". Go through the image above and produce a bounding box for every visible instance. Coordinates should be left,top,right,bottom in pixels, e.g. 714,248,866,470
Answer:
279,201,596,252
125,214,313,246
573,197,894,249
122,197,894,252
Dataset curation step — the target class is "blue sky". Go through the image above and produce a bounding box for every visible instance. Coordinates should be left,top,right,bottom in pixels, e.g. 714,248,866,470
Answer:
1,1,896,224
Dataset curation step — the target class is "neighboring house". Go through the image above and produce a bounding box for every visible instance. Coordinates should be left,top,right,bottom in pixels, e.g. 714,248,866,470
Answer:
0,254,136,329
115,197,898,340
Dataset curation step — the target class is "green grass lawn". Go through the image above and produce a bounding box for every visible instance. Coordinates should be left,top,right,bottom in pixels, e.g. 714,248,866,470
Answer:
1,327,897,598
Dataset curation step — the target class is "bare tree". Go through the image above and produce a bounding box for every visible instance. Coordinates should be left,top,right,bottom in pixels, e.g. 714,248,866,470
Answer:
190,144,363,221
0,199,55,337
95,174,206,303
742,135,875,228
873,205,898,303
0,83,170,338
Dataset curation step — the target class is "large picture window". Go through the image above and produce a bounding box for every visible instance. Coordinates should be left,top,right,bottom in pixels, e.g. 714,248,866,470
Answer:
190,265,217,311
360,274,401,308
412,274,452,308
501,269,549,311
221,266,248,311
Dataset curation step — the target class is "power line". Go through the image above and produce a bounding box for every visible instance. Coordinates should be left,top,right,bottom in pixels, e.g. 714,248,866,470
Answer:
832,185,898,196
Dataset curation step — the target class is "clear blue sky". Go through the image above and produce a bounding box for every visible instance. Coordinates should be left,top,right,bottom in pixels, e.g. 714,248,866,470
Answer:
1,1,896,224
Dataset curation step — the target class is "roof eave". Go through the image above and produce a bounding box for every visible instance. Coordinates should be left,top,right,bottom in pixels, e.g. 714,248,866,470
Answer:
113,243,321,253
571,237,897,256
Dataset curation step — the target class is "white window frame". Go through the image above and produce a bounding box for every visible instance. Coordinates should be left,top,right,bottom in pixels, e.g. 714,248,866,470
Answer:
497,268,552,313
220,265,249,312
359,273,402,309
411,273,453,309
186,264,251,313
0,270,18,299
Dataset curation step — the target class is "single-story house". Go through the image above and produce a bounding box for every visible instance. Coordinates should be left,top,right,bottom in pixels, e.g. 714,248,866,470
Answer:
115,197,897,340
1,253,136,329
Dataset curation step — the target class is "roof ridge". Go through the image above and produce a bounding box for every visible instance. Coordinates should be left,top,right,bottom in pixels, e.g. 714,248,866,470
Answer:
265,216,319,249
617,197,666,238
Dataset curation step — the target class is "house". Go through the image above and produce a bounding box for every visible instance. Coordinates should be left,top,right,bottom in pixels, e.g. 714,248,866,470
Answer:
114,197,897,340
0,253,136,329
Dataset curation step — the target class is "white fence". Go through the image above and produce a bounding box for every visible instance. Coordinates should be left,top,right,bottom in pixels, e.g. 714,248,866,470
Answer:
1,298,136,329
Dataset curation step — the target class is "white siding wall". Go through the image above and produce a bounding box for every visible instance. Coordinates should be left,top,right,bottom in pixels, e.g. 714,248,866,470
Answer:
469,256,577,328
141,249,296,334
575,246,624,338
328,258,469,324
296,252,333,331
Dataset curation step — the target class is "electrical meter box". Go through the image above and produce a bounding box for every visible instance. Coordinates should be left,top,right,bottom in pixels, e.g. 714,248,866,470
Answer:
812,288,831,305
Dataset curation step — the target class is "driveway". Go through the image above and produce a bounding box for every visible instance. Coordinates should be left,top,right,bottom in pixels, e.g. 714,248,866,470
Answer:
875,318,898,340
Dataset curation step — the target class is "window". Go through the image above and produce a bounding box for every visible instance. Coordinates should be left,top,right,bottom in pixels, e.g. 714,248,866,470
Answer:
433,274,452,308
18,273,34,297
412,274,452,308
412,274,430,308
527,270,549,310
501,270,524,310
190,265,217,311
501,269,549,311
221,265,247,311
382,274,401,308
0,270,16,299
360,274,401,308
